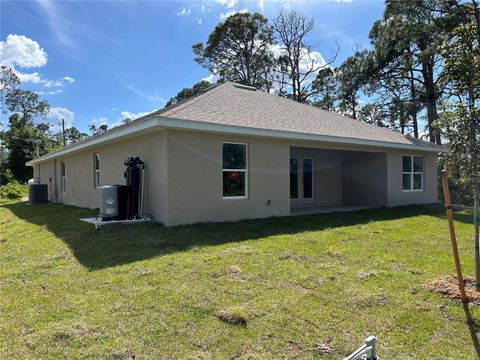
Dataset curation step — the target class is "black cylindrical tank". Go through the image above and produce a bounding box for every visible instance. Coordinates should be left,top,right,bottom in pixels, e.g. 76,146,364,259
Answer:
124,157,144,219
125,166,140,218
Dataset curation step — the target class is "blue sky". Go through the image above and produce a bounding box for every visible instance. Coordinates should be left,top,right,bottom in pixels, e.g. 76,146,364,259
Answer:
0,0,385,133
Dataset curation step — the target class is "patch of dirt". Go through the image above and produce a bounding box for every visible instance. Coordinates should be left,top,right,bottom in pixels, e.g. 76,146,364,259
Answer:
279,252,310,261
216,308,247,327
311,341,335,355
227,265,242,275
109,350,138,360
20,322,34,336
424,275,480,305
52,331,71,342
356,270,378,279
378,294,387,306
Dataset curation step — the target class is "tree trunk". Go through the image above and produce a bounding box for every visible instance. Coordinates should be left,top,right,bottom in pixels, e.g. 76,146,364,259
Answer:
422,59,441,144
409,68,419,138
475,188,480,291
412,111,419,139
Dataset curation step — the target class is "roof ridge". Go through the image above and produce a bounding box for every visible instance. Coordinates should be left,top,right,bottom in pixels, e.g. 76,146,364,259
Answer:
161,82,229,118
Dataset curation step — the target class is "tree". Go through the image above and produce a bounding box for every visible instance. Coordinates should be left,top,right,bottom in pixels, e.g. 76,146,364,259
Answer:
271,9,337,103
364,0,463,144
0,65,19,98
4,89,49,125
165,80,212,108
63,127,89,144
335,50,372,119
89,124,108,135
438,19,480,290
1,114,60,182
311,67,337,111
0,89,55,182
357,103,389,127
192,13,274,89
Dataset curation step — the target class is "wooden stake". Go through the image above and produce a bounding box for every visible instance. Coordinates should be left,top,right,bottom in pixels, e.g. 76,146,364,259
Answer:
441,170,467,302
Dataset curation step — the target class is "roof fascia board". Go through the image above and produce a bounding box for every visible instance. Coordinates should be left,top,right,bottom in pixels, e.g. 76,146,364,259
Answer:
26,118,161,166
155,117,446,153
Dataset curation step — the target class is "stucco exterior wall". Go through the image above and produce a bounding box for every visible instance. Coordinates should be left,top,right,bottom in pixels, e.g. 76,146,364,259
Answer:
33,128,439,227
164,130,291,226
34,131,168,223
343,151,388,207
386,151,438,206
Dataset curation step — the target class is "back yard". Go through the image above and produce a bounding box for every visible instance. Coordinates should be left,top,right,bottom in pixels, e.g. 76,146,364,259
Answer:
0,202,478,359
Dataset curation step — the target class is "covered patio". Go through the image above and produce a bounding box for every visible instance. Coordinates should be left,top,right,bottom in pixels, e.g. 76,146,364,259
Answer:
289,146,388,215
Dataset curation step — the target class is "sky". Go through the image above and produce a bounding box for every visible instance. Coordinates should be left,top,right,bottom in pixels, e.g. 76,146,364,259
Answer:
0,0,385,134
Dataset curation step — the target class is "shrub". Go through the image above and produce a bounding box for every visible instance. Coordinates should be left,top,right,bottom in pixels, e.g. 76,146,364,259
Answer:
0,181,26,200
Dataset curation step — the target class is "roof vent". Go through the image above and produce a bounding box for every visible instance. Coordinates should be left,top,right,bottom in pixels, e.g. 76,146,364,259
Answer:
232,83,258,91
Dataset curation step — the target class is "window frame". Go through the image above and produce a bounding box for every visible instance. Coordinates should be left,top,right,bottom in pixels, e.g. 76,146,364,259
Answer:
402,155,424,192
290,157,299,200
60,161,66,194
222,141,248,199
93,153,100,189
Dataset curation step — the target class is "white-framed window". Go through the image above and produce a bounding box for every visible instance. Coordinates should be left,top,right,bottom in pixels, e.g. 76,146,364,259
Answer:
222,142,248,198
60,161,66,194
402,155,423,191
93,153,100,188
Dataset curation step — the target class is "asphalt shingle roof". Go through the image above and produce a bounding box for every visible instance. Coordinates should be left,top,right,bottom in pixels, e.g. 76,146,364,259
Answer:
29,82,444,165
158,82,441,149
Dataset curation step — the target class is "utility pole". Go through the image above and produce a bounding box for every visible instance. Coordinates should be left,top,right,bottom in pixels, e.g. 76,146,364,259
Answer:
62,119,66,146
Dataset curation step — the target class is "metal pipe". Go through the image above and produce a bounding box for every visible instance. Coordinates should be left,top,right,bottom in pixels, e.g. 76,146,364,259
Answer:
343,336,377,360
140,163,145,217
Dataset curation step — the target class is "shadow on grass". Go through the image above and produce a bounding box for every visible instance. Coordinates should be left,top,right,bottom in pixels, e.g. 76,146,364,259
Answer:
3,201,454,271
463,303,480,359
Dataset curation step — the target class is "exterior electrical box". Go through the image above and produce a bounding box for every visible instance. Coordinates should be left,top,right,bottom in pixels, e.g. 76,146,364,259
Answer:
99,185,129,221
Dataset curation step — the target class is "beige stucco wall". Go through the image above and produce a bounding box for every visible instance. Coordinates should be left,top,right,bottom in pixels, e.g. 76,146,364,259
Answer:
343,151,388,207
33,128,439,227
35,130,168,223
386,151,438,206
164,130,291,226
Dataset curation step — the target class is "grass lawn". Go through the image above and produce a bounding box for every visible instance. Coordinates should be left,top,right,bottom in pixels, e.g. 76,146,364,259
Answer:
1,202,479,359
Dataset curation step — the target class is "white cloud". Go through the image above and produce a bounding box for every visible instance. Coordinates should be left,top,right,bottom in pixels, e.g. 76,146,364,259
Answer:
17,71,75,90
198,18,203,25
90,116,109,130
16,72,43,84
176,7,191,16
36,0,76,48
0,34,74,92
121,82,165,103
335,0,353,3
0,34,47,69
35,89,63,95
220,8,248,19
258,0,264,12
202,72,221,84
119,110,153,121
214,0,238,8
268,43,328,92
44,106,74,132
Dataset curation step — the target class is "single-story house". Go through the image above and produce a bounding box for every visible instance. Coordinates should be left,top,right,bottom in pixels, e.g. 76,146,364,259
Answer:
27,82,445,226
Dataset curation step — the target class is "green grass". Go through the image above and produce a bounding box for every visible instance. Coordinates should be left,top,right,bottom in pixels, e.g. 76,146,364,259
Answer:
0,202,478,359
